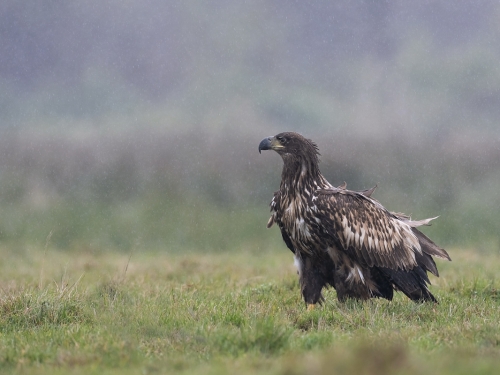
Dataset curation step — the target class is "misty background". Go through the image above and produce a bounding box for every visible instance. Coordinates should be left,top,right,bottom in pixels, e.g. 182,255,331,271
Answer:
0,0,499,253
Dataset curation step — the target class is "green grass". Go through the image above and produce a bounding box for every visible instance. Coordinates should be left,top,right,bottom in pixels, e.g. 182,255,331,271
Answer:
0,245,499,374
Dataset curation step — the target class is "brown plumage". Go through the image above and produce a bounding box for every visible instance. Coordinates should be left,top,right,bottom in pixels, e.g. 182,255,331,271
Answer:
259,132,451,307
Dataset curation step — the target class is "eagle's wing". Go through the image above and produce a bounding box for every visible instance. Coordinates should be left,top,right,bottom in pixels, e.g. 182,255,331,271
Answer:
268,191,296,254
315,189,430,271
267,190,280,228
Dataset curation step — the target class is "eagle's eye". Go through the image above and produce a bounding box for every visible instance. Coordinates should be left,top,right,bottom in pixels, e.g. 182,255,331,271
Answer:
277,136,286,143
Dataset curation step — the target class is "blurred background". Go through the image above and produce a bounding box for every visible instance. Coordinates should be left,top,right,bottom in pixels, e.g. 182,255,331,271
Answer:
0,0,499,253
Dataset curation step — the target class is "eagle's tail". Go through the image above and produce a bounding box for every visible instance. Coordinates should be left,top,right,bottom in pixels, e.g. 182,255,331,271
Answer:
382,227,450,302
393,214,451,264
366,215,450,303
379,265,437,302
412,228,451,263
393,214,451,278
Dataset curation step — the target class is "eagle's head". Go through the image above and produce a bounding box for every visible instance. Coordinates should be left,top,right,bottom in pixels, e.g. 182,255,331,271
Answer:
258,132,320,164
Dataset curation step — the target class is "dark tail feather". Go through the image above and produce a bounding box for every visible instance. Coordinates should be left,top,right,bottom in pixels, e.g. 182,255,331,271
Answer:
412,228,451,261
379,266,437,303
414,250,439,277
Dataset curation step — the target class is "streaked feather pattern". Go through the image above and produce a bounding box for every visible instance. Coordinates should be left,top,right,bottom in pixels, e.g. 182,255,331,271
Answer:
259,132,451,305
316,190,422,270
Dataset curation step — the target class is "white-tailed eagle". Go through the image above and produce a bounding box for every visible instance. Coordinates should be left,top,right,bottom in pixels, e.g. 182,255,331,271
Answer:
259,132,451,309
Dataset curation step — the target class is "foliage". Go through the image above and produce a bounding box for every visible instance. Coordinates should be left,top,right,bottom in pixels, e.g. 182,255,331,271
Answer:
1,1,500,252
0,127,498,252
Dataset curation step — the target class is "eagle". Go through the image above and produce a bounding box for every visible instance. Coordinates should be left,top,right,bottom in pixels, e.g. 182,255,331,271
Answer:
258,132,451,310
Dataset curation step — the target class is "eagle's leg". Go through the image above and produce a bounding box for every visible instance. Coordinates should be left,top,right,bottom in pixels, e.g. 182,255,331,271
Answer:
296,255,328,309
333,268,351,302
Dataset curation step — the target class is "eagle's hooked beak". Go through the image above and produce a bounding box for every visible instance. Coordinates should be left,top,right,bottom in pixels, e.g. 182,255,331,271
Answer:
258,136,273,154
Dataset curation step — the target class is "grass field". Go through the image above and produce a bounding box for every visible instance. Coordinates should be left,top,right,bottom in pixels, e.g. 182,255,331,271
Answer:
1,244,499,374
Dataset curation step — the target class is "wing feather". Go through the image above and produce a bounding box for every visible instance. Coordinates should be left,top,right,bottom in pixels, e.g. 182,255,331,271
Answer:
316,189,420,271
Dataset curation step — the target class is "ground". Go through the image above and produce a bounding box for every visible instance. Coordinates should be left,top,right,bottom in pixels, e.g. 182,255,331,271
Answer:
0,245,499,374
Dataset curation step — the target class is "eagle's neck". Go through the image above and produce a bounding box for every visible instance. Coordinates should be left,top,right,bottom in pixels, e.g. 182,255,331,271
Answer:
280,155,330,196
